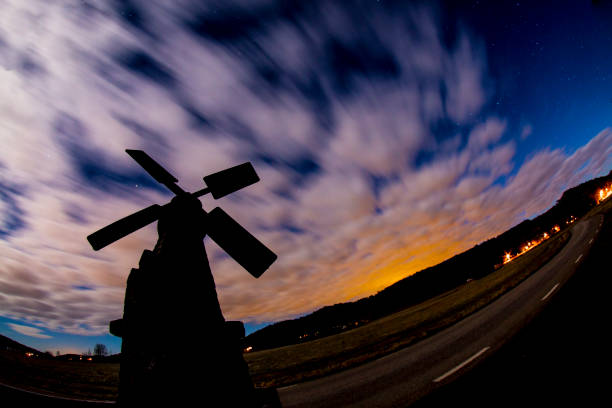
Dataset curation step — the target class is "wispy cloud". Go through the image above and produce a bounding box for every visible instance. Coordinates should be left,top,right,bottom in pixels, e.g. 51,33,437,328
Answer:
8,323,52,339
0,0,610,335
520,124,533,140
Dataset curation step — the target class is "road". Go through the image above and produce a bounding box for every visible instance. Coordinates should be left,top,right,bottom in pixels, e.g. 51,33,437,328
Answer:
278,215,604,408
0,382,114,407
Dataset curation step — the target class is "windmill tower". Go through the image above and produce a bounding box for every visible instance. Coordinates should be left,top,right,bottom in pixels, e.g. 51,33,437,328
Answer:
87,150,279,407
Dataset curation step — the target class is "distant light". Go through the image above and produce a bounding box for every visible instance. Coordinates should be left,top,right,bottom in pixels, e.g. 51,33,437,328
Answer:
596,184,612,204
504,225,559,265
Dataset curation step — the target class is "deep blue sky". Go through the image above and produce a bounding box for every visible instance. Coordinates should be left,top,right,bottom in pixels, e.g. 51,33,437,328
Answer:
0,0,610,354
444,0,612,159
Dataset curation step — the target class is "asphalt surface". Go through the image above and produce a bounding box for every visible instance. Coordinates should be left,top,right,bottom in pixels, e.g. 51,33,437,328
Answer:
278,215,604,408
0,382,114,407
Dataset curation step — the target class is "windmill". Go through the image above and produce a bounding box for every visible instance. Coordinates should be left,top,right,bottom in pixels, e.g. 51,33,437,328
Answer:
87,150,280,407
87,149,277,278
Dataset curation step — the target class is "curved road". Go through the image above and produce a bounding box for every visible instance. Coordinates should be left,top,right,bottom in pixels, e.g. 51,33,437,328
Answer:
278,215,604,408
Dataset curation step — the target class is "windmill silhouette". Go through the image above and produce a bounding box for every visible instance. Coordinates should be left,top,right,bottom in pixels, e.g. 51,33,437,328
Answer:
87,149,277,277
87,150,280,407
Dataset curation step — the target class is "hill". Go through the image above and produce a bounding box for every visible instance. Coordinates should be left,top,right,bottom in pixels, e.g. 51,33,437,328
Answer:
1,333,120,362
245,170,612,351
0,334,44,356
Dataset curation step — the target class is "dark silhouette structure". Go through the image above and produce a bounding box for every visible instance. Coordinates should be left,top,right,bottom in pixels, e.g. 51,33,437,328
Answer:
87,150,279,407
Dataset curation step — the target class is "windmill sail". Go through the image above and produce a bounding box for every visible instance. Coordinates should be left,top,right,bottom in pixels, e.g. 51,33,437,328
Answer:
204,162,260,199
206,207,277,278
126,150,184,195
87,204,162,250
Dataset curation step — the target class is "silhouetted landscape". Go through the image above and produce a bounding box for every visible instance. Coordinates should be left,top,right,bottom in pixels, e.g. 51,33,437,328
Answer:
1,334,45,357
245,170,612,351
1,334,119,363
2,170,610,403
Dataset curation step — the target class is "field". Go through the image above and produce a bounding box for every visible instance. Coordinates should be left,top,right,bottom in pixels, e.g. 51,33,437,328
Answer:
0,351,119,401
1,223,572,400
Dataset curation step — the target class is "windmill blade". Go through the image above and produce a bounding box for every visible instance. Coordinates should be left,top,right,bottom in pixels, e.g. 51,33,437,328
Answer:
87,204,162,251
203,162,259,199
206,207,277,278
126,149,185,195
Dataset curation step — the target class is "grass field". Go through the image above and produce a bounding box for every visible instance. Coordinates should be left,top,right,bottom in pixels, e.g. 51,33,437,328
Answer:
1,218,575,399
0,350,119,401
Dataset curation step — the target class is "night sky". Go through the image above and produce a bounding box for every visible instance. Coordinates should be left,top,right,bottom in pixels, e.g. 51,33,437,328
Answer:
1,0,611,354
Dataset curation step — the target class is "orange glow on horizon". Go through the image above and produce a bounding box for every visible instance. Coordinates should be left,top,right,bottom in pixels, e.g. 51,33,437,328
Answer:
337,239,471,303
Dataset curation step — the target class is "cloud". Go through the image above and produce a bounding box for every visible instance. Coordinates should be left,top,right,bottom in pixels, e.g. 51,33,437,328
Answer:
520,124,533,140
8,323,52,339
444,34,487,123
0,0,610,337
467,118,507,151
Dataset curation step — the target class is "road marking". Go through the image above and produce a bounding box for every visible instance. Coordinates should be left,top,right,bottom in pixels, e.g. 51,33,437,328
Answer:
575,254,583,264
0,382,115,404
433,347,490,383
541,283,560,301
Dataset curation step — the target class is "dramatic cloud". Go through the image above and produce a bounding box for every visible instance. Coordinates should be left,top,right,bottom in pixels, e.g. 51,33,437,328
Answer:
0,0,610,338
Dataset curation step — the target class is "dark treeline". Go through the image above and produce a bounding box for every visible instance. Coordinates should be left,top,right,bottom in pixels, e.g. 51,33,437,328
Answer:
0,334,44,356
245,170,612,351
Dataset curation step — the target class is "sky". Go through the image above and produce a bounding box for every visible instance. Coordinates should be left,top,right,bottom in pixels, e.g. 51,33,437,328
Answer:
1,0,611,355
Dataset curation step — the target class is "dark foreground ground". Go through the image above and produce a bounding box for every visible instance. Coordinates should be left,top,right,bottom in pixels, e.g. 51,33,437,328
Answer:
413,211,611,407
0,383,112,407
